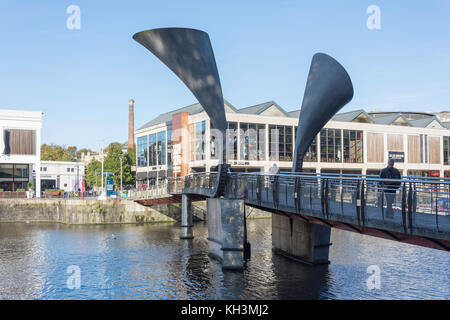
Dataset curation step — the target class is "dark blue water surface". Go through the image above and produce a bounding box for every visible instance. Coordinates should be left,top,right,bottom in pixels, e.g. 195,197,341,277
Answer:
0,219,448,299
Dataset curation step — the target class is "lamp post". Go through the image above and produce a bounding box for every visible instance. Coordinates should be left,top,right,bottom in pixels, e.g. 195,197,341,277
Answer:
76,163,80,197
120,155,123,197
99,143,106,200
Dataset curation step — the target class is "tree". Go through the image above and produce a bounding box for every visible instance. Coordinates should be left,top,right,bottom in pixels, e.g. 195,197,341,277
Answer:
41,144,78,161
123,147,136,185
126,146,136,166
101,143,135,190
85,159,102,189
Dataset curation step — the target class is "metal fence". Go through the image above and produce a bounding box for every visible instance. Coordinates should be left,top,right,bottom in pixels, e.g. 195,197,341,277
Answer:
182,172,450,239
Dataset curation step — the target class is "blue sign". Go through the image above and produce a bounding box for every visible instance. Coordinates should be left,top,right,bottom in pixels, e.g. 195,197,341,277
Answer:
104,172,114,177
106,178,114,196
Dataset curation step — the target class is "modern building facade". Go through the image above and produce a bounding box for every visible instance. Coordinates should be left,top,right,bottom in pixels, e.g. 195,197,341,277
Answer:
0,109,42,195
37,161,85,192
135,100,450,186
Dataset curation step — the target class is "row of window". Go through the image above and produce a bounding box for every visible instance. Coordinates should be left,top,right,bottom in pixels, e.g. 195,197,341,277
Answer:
137,130,168,167
319,128,363,163
0,164,29,181
136,124,364,166
444,136,450,165
136,123,450,167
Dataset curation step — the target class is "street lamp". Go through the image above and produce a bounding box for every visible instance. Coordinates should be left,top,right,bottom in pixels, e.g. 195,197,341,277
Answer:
119,155,123,197
101,146,104,194
98,142,106,200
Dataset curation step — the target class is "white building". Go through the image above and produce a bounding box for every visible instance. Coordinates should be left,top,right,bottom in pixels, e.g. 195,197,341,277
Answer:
37,161,85,192
135,100,450,185
0,109,42,196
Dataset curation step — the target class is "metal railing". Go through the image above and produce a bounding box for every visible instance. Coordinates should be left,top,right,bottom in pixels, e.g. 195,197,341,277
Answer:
129,177,185,199
182,172,450,242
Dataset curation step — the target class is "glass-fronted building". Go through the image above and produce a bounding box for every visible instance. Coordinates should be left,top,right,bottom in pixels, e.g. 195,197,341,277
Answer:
135,100,450,186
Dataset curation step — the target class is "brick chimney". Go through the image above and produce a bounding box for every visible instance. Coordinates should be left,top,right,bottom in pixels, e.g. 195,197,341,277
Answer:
128,99,135,149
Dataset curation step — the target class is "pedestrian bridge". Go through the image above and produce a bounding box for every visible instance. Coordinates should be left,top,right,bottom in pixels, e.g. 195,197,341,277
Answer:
181,172,450,249
135,172,450,268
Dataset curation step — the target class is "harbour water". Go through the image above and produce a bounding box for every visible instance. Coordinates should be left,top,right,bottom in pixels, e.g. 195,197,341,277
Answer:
0,219,448,300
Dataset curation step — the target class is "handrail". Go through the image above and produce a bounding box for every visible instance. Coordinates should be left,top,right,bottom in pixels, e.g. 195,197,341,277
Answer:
231,172,450,185
177,170,450,251
185,170,450,182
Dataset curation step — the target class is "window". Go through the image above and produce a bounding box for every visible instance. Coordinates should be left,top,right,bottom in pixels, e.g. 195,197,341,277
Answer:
239,123,265,161
193,121,206,161
210,121,219,160
0,164,13,180
167,129,172,170
71,168,74,172
67,168,70,172
227,122,238,160
343,130,363,163
0,164,30,190
285,126,293,161
257,124,266,161
320,128,342,162
269,125,278,161
157,131,166,165
137,136,148,167
240,123,249,160
269,125,293,161
444,136,450,165
294,126,318,162
149,133,156,166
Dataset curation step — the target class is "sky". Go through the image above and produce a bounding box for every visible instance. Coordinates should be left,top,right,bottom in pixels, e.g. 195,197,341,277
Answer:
0,0,449,151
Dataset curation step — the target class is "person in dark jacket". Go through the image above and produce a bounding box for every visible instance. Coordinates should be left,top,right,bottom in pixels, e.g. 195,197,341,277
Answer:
380,158,401,219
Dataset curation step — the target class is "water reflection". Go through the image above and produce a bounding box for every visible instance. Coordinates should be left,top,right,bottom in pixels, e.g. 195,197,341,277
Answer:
0,220,448,300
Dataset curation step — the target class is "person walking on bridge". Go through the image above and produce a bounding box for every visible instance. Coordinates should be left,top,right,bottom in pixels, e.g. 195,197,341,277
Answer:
380,158,401,219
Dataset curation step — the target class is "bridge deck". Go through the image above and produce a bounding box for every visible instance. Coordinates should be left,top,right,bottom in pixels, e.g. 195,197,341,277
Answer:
181,172,450,251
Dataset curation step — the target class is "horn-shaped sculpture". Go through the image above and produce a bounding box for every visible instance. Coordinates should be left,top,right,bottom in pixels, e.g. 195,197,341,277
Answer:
292,53,354,172
133,28,229,197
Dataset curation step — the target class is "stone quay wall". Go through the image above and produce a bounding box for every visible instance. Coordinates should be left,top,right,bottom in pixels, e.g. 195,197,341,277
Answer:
0,198,175,225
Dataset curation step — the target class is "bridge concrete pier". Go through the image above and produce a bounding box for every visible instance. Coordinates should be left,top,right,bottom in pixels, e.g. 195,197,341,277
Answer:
207,198,245,270
180,194,194,239
272,214,331,265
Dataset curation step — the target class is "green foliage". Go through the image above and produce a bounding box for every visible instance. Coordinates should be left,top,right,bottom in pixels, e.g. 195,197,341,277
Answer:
86,159,102,189
27,181,35,191
85,143,135,189
127,146,136,166
41,145,96,161
41,144,79,161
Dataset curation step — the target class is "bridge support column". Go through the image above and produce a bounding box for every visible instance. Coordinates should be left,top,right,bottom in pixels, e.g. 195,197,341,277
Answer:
207,198,245,270
272,214,331,265
180,194,194,239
